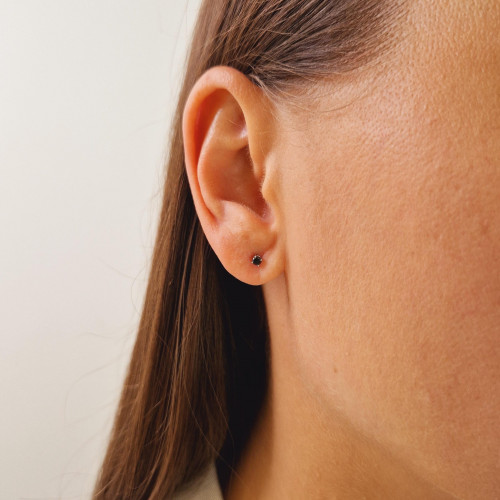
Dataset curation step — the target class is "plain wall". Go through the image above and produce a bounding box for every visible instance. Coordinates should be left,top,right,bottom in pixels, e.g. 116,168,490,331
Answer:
0,1,201,497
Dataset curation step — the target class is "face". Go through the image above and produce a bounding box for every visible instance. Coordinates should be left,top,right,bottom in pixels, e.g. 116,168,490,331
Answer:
272,0,500,497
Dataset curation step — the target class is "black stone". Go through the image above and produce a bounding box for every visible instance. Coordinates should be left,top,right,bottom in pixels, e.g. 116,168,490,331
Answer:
252,255,262,266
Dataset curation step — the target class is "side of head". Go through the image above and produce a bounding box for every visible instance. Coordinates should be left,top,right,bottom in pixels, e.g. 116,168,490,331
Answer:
93,1,500,498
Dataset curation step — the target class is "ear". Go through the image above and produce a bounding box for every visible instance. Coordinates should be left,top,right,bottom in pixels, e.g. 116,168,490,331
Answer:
182,66,284,286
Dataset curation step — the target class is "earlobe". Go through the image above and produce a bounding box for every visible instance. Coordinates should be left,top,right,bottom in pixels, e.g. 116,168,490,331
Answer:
182,66,284,285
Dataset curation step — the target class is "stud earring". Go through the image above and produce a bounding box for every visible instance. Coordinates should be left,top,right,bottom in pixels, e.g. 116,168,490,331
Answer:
251,254,262,266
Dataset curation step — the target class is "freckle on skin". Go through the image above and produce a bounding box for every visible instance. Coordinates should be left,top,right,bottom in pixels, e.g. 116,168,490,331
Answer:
479,218,489,236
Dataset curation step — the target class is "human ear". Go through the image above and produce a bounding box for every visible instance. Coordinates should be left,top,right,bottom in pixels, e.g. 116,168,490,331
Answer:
182,65,284,286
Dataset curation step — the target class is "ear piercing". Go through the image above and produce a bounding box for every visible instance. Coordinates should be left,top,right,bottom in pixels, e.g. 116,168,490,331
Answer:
251,254,263,266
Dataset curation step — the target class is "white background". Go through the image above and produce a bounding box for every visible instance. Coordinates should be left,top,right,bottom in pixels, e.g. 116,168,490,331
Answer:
0,1,201,498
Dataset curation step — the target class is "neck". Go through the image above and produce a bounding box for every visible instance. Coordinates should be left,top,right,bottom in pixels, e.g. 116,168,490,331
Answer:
224,275,455,500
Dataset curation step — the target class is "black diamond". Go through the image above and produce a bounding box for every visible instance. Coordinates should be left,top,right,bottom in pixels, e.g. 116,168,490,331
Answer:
252,255,262,266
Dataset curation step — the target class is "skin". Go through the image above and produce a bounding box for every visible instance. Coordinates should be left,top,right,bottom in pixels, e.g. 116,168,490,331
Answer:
182,0,500,498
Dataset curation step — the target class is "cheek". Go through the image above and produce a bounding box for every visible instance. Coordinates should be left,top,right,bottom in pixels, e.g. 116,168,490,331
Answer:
279,73,500,492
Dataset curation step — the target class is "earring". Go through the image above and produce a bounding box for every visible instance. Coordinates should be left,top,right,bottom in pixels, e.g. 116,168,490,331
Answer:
251,254,262,266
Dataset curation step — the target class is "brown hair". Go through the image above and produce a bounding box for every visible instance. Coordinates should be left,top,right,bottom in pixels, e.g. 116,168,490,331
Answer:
92,1,405,498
